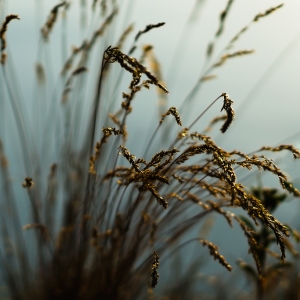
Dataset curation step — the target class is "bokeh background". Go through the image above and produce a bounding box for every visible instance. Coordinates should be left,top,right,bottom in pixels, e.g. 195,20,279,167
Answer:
2,0,300,151
1,0,300,297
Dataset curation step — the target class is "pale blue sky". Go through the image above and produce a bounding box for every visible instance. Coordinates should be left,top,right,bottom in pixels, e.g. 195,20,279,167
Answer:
2,0,300,152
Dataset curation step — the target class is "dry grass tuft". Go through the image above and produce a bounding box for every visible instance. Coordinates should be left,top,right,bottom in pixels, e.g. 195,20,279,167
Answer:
0,2,299,300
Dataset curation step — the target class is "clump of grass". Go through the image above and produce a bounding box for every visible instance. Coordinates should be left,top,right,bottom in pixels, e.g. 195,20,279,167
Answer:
0,1,299,299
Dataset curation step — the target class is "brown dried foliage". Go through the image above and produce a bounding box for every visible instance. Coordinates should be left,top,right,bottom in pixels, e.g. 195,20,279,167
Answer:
41,2,66,41
0,14,20,64
199,239,233,272
150,251,160,288
0,2,298,300
135,22,165,42
160,107,182,126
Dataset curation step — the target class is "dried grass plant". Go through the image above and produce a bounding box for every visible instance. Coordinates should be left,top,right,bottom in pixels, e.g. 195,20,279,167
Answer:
0,1,299,299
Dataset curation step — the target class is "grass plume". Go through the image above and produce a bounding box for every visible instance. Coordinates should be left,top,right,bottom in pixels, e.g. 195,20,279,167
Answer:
0,2,299,300
0,14,20,64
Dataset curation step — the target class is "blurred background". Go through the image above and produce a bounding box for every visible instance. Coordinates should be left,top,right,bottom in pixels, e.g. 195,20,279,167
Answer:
1,0,300,298
2,0,300,150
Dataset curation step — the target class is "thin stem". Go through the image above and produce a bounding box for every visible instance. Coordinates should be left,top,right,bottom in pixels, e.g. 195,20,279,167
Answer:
187,94,223,130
